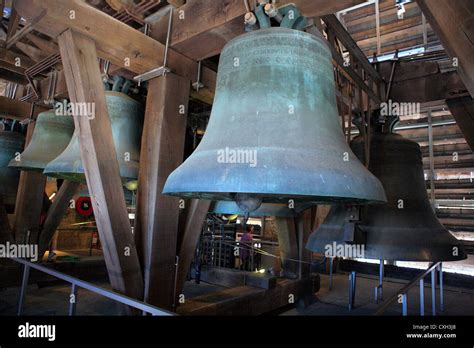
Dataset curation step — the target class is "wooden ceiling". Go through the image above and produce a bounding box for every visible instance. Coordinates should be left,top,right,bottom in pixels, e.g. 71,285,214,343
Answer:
340,0,439,57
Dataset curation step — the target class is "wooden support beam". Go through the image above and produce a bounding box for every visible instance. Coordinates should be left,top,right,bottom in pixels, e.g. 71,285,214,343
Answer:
15,0,216,98
0,197,13,245
416,0,474,97
378,60,468,103
175,199,211,303
297,209,312,279
0,49,36,71
0,96,49,120
57,29,143,301
150,0,365,61
274,217,299,279
12,121,46,245
0,49,36,84
5,5,20,45
25,33,58,56
322,14,383,86
6,23,33,49
134,74,189,310
0,1,4,29
0,66,28,84
38,181,80,259
166,0,186,8
15,41,48,62
446,96,474,152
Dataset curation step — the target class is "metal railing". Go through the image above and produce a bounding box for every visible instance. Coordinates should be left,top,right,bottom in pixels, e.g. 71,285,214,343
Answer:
374,261,443,316
198,237,279,272
11,258,173,316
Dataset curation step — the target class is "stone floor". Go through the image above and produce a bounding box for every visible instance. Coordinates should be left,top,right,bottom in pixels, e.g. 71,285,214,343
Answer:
283,272,474,316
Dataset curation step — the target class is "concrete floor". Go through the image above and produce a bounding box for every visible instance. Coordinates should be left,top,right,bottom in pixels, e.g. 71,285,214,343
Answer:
283,272,474,316
0,279,224,315
2,267,474,316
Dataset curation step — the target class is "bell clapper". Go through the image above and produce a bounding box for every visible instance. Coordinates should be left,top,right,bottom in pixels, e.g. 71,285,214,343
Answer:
234,193,263,214
241,211,250,226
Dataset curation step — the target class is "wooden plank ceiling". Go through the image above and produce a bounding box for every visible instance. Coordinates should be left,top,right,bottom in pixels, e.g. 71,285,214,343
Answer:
340,0,438,57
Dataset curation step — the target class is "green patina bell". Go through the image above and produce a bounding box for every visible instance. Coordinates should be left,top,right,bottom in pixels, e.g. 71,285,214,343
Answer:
0,131,25,213
163,28,386,206
8,110,74,171
43,91,143,183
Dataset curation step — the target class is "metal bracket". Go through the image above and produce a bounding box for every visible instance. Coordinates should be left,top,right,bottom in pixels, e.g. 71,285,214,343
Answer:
192,61,204,91
134,6,173,85
343,206,363,244
255,4,271,29
279,5,307,30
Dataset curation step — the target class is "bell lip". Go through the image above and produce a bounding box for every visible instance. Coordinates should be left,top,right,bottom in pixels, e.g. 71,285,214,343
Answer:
163,190,386,205
44,171,138,185
306,225,468,262
8,160,47,172
105,90,142,106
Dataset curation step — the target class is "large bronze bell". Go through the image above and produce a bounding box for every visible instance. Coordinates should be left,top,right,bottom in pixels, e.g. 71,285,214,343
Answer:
8,110,74,171
0,131,25,212
306,120,466,262
43,91,143,183
163,28,386,206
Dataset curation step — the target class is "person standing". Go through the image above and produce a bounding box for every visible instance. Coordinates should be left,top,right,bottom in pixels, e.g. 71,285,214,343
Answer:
240,225,254,271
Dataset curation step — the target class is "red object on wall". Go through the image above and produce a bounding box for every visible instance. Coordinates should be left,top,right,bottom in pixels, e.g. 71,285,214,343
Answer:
76,196,93,217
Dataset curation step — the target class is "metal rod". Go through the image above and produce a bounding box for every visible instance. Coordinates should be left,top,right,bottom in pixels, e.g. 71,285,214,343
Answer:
431,268,436,316
419,278,424,316
348,271,356,310
329,257,334,291
439,262,444,312
379,258,384,300
11,258,172,316
422,13,428,45
68,283,78,316
163,6,173,68
428,109,436,211
194,61,202,91
17,264,30,316
172,255,179,312
385,59,397,101
402,293,408,316
352,271,356,308
374,262,440,316
218,238,222,267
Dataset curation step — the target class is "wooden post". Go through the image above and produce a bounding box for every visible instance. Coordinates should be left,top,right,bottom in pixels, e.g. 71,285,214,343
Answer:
134,74,189,310
38,181,80,259
12,121,46,245
297,209,313,279
416,0,474,97
175,199,211,303
446,96,474,152
57,29,143,301
274,217,299,278
0,197,13,245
